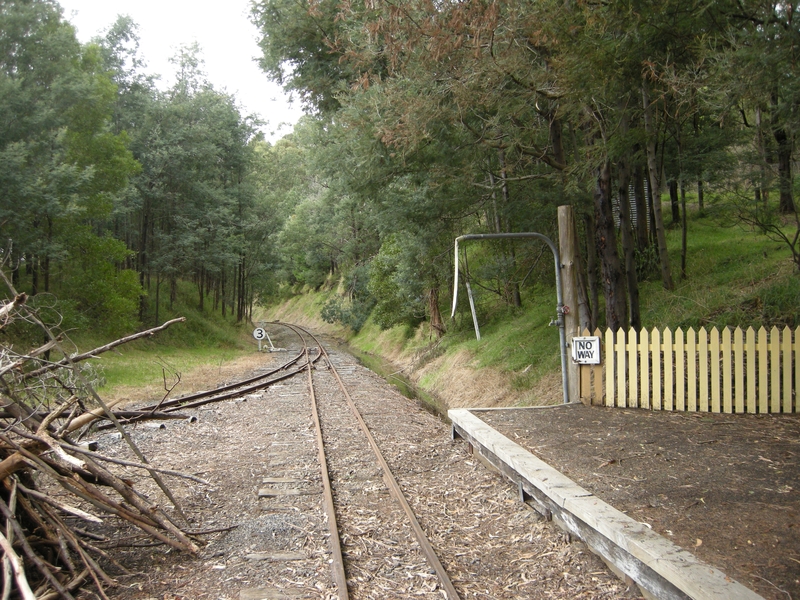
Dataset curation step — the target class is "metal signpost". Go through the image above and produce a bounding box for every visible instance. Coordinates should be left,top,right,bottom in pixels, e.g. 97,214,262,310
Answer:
253,326,267,351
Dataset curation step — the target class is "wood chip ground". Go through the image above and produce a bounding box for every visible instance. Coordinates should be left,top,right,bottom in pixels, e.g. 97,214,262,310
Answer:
87,336,642,599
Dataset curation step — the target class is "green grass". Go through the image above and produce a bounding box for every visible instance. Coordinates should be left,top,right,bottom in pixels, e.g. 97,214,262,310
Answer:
94,343,251,392
69,279,256,394
331,206,798,406
442,301,561,390
639,215,798,329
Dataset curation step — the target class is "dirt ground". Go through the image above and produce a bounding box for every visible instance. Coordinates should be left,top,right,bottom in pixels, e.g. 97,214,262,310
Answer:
474,404,800,600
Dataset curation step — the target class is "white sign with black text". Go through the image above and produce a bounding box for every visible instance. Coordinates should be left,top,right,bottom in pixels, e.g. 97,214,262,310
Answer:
571,336,601,364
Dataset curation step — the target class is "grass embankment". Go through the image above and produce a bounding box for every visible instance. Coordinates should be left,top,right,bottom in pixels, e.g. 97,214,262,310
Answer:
266,212,799,409
93,211,798,410
78,282,260,406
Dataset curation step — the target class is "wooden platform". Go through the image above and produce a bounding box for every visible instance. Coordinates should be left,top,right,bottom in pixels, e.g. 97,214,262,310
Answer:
448,408,764,600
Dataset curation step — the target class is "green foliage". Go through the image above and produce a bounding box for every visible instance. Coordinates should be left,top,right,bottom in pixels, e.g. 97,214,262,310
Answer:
757,277,800,328
320,265,376,332
636,212,797,329
368,236,425,330
0,0,144,337
250,0,362,113
61,227,141,335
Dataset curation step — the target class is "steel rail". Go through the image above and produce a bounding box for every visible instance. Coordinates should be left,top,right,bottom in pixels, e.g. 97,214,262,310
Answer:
128,351,320,422
96,360,318,429
136,348,308,412
282,323,462,600
298,337,350,599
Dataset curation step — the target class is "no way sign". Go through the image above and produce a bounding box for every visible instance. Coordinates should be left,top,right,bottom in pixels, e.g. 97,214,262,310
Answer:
571,336,601,364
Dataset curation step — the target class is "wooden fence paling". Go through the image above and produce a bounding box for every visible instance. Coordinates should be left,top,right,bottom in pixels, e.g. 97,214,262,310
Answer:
591,328,605,405
746,327,756,414
699,328,709,412
758,327,769,413
795,326,800,413
723,327,733,414
770,327,780,413
641,328,651,409
664,328,674,411
710,328,721,413
652,328,662,411
782,326,792,413
734,328,744,414
676,328,685,412
606,329,615,407
687,328,697,412
582,325,797,414
618,329,627,408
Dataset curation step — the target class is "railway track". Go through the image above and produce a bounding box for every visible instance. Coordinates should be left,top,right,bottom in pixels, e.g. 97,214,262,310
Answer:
124,322,459,598
101,322,637,599
281,323,460,600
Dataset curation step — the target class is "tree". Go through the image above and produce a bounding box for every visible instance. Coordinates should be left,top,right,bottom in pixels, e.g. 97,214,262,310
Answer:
0,0,141,334
250,0,362,114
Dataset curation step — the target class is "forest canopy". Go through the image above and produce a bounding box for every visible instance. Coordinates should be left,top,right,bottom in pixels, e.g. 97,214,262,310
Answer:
2,0,799,342
249,0,800,333
0,0,279,337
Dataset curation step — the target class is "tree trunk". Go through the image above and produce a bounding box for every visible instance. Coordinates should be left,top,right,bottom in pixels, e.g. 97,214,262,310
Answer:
43,254,50,293
772,93,796,214
698,180,705,215
583,213,599,332
633,164,649,251
755,107,768,208
774,127,796,214
31,256,39,296
498,148,521,308
237,255,246,322
669,179,680,225
198,265,204,312
550,115,566,167
642,81,674,290
138,198,149,321
44,217,52,293
594,161,628,331
488,171,501,234
428,287,444,338
617,156,641,330
221,274,226,318
681,180,688,280
170,276,177,309
155,274,161,326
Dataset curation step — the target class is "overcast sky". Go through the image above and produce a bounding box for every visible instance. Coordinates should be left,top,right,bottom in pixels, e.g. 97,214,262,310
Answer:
58,0,305,141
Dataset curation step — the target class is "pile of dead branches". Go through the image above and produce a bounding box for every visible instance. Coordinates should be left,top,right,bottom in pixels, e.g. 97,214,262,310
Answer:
0,275,206,599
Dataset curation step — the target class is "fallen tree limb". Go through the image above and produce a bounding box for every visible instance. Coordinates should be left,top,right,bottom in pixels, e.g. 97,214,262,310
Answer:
0,530,35,600
0,496,76,600
0,268,206,598
0,293,27,330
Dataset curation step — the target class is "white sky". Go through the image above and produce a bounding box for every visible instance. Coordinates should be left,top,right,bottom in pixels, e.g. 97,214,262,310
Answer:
58,0,305,141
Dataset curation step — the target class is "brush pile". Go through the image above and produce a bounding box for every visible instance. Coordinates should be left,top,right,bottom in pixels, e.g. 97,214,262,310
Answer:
0,281,202,599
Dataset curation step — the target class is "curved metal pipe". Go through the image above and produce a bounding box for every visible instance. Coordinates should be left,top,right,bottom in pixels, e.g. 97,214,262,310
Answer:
451,233,569,405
